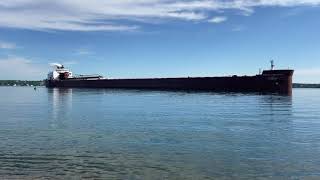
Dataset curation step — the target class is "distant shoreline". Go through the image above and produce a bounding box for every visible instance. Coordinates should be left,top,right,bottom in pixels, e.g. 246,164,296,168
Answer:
0,80,319,88
0,80,43,87
293,83,320,88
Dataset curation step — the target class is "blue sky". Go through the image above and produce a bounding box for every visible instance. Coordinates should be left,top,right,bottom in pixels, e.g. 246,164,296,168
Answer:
0,0,319,83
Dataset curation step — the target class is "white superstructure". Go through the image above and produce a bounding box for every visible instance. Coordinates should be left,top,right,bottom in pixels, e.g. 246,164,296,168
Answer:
47,63,73,80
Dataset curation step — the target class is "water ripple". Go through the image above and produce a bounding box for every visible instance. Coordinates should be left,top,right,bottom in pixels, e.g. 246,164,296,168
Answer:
0,87,319,179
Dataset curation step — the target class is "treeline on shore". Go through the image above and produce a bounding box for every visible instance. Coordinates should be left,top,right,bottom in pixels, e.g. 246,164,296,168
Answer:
0,80,44,86
293,83,320,88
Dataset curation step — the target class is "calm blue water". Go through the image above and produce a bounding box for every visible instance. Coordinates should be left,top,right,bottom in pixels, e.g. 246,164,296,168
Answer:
0,87,320,179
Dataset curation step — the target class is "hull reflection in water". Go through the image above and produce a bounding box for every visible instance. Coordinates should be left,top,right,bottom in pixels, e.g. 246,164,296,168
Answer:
49,88,73,129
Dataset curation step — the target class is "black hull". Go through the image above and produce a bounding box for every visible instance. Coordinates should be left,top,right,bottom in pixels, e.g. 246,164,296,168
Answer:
45,70,294,95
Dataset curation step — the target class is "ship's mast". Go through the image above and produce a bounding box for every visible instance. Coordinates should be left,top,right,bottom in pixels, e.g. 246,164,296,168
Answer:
270,60,275,70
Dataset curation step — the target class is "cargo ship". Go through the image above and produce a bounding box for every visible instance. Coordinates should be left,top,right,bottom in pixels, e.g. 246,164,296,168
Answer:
45,61,294,95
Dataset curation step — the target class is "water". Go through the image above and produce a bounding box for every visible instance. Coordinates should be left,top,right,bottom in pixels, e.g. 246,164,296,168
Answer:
0,87,320,179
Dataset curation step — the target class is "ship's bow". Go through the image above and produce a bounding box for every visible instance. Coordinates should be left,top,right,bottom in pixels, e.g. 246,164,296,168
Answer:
261,70,294,95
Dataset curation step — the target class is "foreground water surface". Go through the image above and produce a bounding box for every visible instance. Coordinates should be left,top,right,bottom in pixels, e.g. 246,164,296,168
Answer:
0,87,319,179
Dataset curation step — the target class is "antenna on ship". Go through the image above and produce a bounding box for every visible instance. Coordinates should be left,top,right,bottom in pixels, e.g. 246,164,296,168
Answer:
270,60,275,70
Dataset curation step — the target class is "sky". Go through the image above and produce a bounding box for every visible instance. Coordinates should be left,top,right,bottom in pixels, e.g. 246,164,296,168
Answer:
0,0,319,83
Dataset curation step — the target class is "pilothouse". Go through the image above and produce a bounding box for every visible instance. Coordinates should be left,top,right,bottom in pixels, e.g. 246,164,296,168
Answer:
48,63,102,81
48,63,73,80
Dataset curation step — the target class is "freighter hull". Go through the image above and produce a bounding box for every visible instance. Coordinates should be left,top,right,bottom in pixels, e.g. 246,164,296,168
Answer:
45,70,294,95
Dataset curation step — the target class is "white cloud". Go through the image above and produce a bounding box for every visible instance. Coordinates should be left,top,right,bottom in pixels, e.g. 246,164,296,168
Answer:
296,68,320,76
74,49,92,55
232,25,246,31
64,61,77,65
0,41,16,49
0,0,319,32
294,68,320,83
208,16,227,23
49,61,78,66
0,56,48,80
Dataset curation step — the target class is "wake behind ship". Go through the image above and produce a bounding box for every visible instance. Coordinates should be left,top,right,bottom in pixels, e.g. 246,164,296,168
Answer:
45,62,294,95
